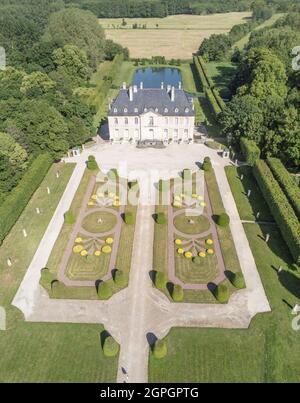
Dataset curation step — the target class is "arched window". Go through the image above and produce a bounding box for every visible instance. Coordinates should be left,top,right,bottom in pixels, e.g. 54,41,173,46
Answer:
149,116,154,126
134,107,138,113
185,107,189,113
125,118,128,125
114,118,118,124
135,117,138,125
114,108,118,113
124,108,128,113
164,108,168,113
175,108,179,113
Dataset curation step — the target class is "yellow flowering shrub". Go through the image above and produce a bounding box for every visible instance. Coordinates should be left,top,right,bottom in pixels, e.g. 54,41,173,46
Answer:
73,245,84,253
102,245,112,254
175,239,182,245
177,248,184,255
184,251,193,259
106,237,114,244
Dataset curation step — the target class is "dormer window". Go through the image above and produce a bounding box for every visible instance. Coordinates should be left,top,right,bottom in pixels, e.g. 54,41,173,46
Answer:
155,108,159,113
114,108,118,113
164,108,168,113
144,108,148,112
185,107,189,113
134,107,138,113
175,108,179,113
124,108,128,113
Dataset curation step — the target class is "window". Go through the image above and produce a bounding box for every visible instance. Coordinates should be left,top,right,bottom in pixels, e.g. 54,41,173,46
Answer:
134,129,139,139
164,129,168,139
174,129,179,139
124,108,128,113
114,118,118,125
114,108,118,113
164,108,168,113
175,108,179,113
124,129,129,139
165,117,169,125
134,107,138,113
155,107,159,113
149,116,154,126
185,107,189,113
144,107,148,112
115,129,119,139
175,118,179,125
135,117,139,125
185,117,189,126
125,118,128,125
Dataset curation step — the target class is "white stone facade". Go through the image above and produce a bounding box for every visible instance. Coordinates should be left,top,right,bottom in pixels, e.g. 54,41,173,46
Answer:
108,83,195,144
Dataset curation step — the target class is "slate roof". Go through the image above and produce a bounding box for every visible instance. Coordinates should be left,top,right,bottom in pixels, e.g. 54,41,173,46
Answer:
108,87,195,117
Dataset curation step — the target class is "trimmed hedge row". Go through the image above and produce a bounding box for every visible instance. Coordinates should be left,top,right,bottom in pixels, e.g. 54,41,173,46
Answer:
205,88,222,115
0,153,53,245
194,56,209,91
240,138,261,166
267,157,300,220
253,160,300,264
197,56,215,88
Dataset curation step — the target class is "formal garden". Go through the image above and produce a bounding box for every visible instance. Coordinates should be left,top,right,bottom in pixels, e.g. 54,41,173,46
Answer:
152,160,245,304
41,161,138,300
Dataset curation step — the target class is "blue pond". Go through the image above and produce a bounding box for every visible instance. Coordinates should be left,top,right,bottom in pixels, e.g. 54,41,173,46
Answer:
132,67,182,88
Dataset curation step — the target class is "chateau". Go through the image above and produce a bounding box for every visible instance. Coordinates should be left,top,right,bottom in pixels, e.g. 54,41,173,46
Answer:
108,82,195,144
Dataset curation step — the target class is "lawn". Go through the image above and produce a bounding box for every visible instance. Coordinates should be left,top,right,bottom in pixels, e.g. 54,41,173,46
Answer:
225,165,273,222
150,217,300,383
173,213,210,234
100,12,251,59
205,61,237,99
0,163,118,382
81,211,117,233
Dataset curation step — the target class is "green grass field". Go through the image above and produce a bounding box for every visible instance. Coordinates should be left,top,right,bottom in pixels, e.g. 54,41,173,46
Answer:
149,166,300,383
234,14,284,50
206,61,237,99
0,163,118,382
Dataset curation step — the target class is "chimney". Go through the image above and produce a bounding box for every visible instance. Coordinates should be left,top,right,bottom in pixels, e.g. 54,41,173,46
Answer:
133,85,138,93
167,84,171,93
122,82,126,90
140,81,143,90
161,82,164,89
178,81,182,90
171,86,175,102
129,86,133,101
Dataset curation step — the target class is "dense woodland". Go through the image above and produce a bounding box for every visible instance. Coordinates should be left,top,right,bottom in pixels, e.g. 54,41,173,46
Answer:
0,0,128,203
65,0,300,18
219,11,300,168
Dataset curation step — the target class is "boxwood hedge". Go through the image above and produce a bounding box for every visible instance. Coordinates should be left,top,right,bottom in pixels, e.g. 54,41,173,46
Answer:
0,153,53,245
240,138,261,166
267,157,300,220
253,160,300,264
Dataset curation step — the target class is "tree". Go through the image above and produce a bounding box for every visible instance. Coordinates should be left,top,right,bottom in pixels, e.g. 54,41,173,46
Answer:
220,95,264,144
98,282,112,300
20,71,55,97
172,284,184,302
52,45,90,85
8,99,69,158
43,8,106,69
0,153,18,193
217,213,230,227
155,271,167,289
153,339,167,359
198,34,232,62
104,39,129,61
0,132,28,169
235,48,288,102
0,68,25,100
103,335,119,357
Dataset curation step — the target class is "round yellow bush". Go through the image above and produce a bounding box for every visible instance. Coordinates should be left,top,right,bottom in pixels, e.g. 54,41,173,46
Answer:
106,237,114,245
88,201,95,206
184,251,193,259
173,201,182,208
113,201,120,207
198,195,204,201
192,193,198,199
98,192,104,198
94,250,101,257
81,250,88,257
102,245,112,254
174,195,181,202
180,193,185,198
114,195,119,200
75,237,83,244
206,239,213,245
91,194,97,200
175,239,182,245
73,245,84,253
199,251,206,258
177,248,184,255
207,248,214,255
200,202,206,207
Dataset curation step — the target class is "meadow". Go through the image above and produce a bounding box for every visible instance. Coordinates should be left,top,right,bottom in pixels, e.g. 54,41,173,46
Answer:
100,12,252,59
